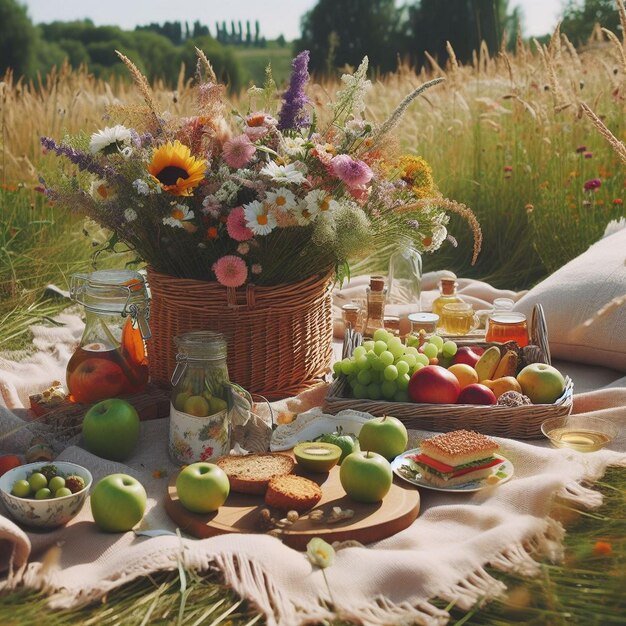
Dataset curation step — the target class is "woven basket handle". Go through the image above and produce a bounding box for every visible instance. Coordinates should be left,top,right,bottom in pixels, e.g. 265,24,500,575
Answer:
226,284,256,309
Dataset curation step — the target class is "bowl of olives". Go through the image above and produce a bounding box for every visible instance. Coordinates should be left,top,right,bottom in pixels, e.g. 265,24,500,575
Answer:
0,461,92,529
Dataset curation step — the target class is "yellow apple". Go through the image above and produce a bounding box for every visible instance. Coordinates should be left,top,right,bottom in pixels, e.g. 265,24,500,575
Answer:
517,364,565,404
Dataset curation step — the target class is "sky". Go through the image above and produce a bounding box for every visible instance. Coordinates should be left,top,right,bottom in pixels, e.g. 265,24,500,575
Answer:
22,0,564,40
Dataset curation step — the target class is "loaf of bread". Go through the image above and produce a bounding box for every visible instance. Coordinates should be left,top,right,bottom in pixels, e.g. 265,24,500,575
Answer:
216,453,295,495
264,474,322,512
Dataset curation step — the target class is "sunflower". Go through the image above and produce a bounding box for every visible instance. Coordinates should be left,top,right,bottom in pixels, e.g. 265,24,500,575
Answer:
397,155,435,199
148,140,207,196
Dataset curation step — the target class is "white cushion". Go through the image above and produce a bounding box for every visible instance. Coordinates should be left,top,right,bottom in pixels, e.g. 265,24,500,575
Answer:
515,229,626,372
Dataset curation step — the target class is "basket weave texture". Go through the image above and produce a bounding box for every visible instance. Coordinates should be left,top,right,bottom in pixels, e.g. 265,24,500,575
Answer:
147,268,334,400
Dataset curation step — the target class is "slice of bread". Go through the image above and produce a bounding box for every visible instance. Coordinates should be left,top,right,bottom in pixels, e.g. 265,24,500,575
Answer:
420,430,499,466
265,474,322,512
216,453,295,495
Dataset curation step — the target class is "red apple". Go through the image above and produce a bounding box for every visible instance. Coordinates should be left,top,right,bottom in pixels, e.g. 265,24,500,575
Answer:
457,383,497,405
408,365,461,404
68,358,126,403
452,346,482,368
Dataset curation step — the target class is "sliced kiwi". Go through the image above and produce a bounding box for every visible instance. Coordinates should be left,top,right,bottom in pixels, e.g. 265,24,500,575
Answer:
294,442,342,473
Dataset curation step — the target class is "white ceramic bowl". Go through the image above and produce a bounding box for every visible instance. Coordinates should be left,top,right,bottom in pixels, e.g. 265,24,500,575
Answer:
0,461,92,529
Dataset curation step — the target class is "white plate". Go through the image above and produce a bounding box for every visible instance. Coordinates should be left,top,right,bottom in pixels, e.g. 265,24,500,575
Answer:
270,408,372,452
391,448,514,493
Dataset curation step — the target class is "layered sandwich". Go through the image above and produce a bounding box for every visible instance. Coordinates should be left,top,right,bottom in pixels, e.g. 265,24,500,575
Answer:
409,430,503,487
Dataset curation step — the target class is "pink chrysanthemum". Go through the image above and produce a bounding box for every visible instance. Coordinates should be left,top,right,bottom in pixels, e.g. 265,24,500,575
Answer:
222,134,256,169
212,255,248,287
584,178,601,191
329,154,373,188
226,206,254,241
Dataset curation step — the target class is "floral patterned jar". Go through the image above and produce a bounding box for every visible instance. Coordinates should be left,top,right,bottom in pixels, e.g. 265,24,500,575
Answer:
168,331,231,465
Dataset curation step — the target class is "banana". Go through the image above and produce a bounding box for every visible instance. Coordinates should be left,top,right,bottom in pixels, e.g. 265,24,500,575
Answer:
493,350,518,379
475,346,501,381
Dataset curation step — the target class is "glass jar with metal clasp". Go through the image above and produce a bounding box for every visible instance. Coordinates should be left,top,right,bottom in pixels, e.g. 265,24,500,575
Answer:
66,269,151,404
168,331,232,465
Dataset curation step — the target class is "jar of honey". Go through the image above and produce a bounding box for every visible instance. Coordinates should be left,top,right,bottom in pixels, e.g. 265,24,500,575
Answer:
66,270,150,404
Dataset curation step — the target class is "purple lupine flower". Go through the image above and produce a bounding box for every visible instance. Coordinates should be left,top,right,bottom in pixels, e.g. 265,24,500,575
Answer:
40,137,117,180
583,178,601,191
278,50,311,131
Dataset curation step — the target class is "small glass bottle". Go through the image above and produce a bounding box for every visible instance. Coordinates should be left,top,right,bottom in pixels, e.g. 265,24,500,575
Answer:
363,275,386,338
387,236,423,308
66,270,150,404
342,303,361,334
431,278,463,327
169,331,231,465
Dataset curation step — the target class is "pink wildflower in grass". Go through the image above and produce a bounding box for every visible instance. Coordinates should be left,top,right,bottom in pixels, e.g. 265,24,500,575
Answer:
329,154,373,188
227,206,254,241
583,178,601,191
504,165,513,172
576,145,587,153
584,151,593,159
222,134,256,169
212,255,248,287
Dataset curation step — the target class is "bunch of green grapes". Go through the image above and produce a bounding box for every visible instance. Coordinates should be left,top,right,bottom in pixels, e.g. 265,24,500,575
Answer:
407,334,458,368
333,330,459,402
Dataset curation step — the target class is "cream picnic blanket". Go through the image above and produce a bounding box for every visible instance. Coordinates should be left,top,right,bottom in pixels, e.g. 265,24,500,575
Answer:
0,275,625,626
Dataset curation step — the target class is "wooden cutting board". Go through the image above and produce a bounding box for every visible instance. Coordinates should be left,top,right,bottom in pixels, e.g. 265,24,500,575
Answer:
165,463,420,550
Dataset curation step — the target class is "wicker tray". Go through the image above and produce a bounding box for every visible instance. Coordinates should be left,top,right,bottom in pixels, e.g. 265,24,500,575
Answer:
324,304,574,439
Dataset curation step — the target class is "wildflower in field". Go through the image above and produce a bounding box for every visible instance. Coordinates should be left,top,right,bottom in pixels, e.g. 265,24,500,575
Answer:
132,179,151,195
244,200,277,235
583,200,592,208
525,203,534,213
244,112,277,140
576,145,587,153
226,206,254,241
613,198,623,205
90,179,115,200
163,203,195,228
583,178,602,191
293,202,316,226
202,194,222,217
89,124,132,155
212,255,248,288
306,538,335,568
330,154,373,189
592,541,612,556
148,141,207,196
584,151,593,159
222,134,256,169
237,242,250,255
280,135,307,157
503,165,513,172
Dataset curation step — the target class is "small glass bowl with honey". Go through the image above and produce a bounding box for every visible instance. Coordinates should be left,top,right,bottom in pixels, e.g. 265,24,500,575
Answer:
541,415,619,452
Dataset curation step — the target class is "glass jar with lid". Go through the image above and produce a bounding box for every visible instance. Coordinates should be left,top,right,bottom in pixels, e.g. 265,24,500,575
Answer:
66,269,150,404
169,331,231,465
387,236,423,308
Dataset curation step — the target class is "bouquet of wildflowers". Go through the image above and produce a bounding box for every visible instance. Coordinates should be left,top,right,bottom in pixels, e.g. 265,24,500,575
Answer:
41,49,481,288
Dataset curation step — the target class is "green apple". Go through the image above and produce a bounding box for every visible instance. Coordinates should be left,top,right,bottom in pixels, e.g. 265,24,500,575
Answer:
82,398,140,462
175,462,230,514
91,473,147,532
517,363,566,404
357,415,408,460
339,451,393,503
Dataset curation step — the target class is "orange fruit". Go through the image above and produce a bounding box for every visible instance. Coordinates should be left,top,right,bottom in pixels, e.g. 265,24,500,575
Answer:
448,363,479,389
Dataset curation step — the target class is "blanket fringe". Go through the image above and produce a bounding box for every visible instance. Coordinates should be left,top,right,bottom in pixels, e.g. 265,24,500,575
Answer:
558,481,604,509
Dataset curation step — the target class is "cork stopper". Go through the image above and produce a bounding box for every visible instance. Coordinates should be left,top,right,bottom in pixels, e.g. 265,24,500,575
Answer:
440,278,457,295
370,275,386,292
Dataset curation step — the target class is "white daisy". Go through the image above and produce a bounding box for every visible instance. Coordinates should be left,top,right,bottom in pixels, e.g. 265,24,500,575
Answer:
89,124,132,155
293,201,318,226
243,200,277,235
280,135,306,157
132,179,151,196
260,161,307,184
124,208,138,222
304,189,338,214
163,203,194,228
264,188,297,213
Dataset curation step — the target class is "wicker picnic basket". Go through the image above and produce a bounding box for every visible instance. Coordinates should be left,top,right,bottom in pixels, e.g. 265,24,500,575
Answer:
323,305,574,439
146,268,334,400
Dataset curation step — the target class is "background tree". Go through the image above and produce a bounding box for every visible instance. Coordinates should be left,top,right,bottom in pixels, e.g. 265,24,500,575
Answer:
560,0,621,45
0,0,37,77
297,0,401,74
